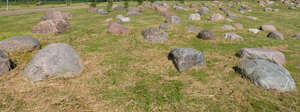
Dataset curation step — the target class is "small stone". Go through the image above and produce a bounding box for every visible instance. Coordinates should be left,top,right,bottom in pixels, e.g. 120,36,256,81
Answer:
165,15,181,24
233,23,244,29
222,25,236,30
224,32,244,40
116,15,130,22
288,6,297,9
209,13,225,21
195,7,209,15
189,3,197,8
248,29,260,34
127,7,141,16
97,9,108,15
107,22,130,35
113,4,124,11
159,23,172,29
105,18,113,22
273,9,280,12
168,48,205,72
197,30,216,40
264,7,272,12
260,25,277,32
246,16,257,20
267,32,284,40
142,27,168,43
188,13,201,21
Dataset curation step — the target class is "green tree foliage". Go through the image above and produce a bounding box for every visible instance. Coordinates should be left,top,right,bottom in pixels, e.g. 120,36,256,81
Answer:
137,0,143,5
124,0,129,9
150,0,155,3
107,0,113,12
90,0,97,8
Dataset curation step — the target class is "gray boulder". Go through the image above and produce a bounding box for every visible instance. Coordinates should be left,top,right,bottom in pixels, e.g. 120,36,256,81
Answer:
97,9,108,15
113,5,124,11
168,48,205,72
188,13,200,21
237,48,286,65
267,32,284,40
236,59,296,91
165,15,181,24
209,13,224,22
195,7,209,15
142,27,168,43
0,50,12,75
23,43,82,82
127,7,141,16
222,25,235,30
224,32,244,40
260,25,277,32
159,23,172,29
0,36,40,53
197,30,216,40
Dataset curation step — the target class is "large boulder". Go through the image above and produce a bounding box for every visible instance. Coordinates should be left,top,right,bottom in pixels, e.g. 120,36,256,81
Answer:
236,59,296,91
197,30,216,40
31,19,70,34
168,48,205,72
107,22,130,35
0,36,40,53
142,27,168,43
237,48,286,65
0,50,12,75
42,10,67,20
260,25,277,32
165,15,181,24
267,32,284,40
23,43,82,82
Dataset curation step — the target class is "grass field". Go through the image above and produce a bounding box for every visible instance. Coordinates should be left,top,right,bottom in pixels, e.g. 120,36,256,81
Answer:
0,1,299,112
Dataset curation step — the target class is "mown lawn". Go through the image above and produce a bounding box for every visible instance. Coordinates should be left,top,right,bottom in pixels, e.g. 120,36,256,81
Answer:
0,1,299,112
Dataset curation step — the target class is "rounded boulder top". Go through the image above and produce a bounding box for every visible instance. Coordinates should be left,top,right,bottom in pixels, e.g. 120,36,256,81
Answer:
23,43,82,82
0,36,40,53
